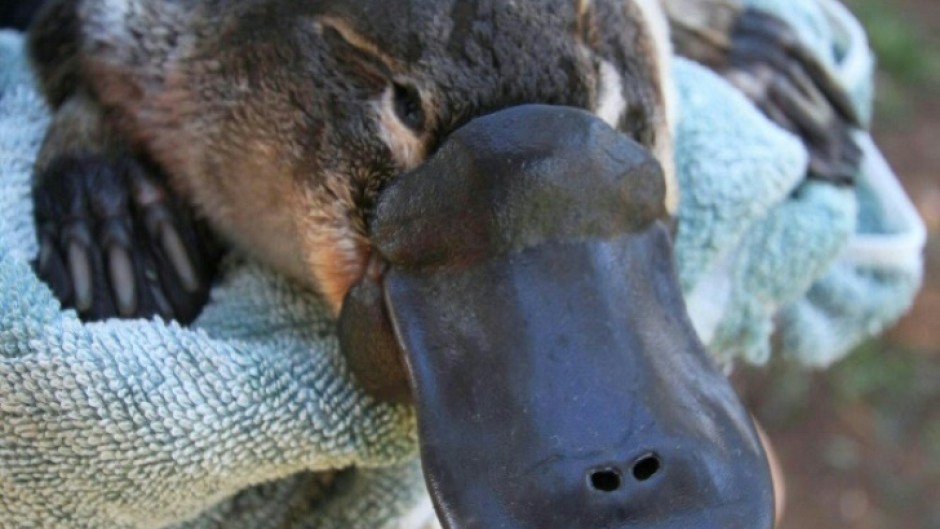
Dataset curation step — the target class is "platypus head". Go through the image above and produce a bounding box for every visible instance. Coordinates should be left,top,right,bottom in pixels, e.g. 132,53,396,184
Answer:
81,0,672,313
340,105,775,529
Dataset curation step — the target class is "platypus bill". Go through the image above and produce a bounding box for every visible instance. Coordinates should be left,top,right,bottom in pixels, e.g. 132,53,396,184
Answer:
340,105,775,529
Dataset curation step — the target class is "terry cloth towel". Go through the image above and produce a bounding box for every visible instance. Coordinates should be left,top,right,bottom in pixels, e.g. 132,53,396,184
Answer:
0,0,925,527
676,0,926,366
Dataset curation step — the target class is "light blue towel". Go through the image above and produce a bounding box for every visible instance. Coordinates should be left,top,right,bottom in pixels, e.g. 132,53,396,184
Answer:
0,33,426,529
675,0,925,366
0,0,925,526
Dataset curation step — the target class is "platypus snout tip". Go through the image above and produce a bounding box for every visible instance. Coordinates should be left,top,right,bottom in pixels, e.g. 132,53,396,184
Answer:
340,105,774,529
574,436,774,529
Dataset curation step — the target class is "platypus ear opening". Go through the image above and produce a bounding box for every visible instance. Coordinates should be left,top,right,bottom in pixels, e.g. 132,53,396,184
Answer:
338,254,412,403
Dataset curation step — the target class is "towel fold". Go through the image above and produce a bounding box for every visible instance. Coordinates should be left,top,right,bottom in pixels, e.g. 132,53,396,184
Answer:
676,0,925,366
0,1,925,526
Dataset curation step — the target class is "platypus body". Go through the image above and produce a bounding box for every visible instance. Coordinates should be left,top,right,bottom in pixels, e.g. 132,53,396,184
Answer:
25,0,861,527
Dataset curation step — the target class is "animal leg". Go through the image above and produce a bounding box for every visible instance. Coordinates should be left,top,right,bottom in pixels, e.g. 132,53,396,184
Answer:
32,95,220,323
665,0,862,184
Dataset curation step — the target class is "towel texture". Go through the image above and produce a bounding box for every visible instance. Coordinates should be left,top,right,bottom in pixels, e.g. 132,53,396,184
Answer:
675,0,925,365
1,32,425,529
0,0,925,526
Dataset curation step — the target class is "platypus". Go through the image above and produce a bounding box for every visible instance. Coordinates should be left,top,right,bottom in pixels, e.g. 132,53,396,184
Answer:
24,0,859,527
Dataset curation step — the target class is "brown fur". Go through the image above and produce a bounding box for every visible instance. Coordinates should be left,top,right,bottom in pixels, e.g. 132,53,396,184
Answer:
29,0,675,314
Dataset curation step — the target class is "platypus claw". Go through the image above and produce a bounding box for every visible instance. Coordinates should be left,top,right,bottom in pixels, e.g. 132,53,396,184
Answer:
673,7,861,185
728,10,861,185
32,153,220,322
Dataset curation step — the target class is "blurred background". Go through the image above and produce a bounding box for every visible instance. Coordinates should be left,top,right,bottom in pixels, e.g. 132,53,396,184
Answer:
734,1,940,527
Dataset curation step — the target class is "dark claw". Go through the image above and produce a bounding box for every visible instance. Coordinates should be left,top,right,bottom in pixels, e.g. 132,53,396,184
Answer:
127,162,205,296
60,218,95,313
107,245,137,316
767,73,831,144
66,239,92,312
673,6,863,186
147,274,176,320
37,233,74,308
729,37,838,139
735,9,859,125
32,152,221,323
158,221,200,293
37,236,54,274
756,98,796,133
727,9,861,184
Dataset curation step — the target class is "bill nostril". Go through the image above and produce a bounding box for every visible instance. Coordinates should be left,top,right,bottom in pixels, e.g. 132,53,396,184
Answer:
589,468,623,492
631,453,661,481
588,453,661,492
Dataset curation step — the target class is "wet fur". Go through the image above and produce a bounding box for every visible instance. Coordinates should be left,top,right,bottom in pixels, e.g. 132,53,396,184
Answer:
29,0,675,313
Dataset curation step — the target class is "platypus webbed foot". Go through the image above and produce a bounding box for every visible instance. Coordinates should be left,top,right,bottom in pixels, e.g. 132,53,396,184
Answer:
32,153,220,322
340,105,775,529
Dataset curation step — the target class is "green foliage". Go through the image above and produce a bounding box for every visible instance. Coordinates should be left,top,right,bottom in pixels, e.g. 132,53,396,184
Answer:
847,0,940,87
844,0,940,122
833,339,940,448
831,340,919,403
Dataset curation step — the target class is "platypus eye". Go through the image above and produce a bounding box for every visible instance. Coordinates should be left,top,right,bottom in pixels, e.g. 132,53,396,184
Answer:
392,82,425,132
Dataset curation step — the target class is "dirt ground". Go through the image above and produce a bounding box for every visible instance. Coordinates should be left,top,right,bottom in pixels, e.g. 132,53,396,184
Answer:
733,1,940,527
